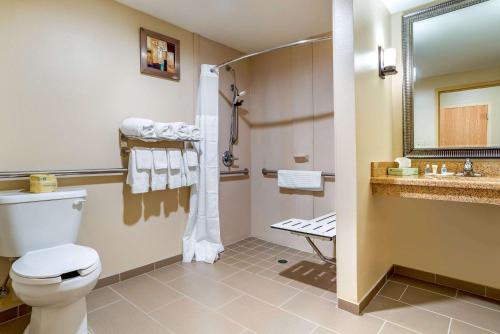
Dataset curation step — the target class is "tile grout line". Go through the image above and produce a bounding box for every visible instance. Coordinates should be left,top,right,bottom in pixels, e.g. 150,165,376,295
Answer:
146,273,253,333
400,283,500,314
376,321,386,334
107,285,176,334
398,284,409,301
447,318,452,334
87,298,123,314
365,314,421,334
378,294,499,334
216,278,337,333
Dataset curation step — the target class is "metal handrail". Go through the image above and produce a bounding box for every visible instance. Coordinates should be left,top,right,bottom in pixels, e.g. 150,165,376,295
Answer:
261,168,335,177
0,168,249,179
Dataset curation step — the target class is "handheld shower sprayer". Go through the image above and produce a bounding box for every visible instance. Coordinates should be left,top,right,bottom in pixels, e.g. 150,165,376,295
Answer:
222,66,246,168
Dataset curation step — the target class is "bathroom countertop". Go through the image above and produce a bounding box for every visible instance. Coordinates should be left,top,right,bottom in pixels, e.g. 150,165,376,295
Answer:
371,175,500,191
370,173,500,206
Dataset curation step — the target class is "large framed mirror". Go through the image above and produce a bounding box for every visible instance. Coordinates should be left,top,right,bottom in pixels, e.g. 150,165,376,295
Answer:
402,0,500,158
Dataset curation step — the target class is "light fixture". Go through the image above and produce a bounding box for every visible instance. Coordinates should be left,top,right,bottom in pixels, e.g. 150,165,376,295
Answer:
378,46,398,79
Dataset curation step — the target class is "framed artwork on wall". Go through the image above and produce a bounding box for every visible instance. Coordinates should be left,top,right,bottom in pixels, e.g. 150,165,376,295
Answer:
140,28,180,80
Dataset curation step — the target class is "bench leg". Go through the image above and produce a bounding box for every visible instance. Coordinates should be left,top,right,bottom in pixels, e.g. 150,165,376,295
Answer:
305,236,336,266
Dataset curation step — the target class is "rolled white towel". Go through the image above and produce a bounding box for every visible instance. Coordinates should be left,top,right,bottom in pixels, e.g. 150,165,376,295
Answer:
186,125,201,140
155,122,188,140
121,118,155,138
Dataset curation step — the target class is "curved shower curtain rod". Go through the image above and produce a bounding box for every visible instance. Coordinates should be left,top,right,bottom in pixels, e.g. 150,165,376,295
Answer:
210,35,332,72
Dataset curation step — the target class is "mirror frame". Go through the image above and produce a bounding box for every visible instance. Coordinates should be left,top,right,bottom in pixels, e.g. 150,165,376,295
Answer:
402,0,500,158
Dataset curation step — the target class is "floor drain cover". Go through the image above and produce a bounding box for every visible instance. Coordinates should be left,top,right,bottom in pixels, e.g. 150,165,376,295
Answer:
278,259,288,264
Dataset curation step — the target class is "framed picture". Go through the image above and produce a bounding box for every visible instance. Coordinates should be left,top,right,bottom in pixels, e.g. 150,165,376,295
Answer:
140,28,180,80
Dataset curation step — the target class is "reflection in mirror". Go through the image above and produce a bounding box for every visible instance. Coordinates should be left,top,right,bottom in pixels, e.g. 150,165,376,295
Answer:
410,0,500,150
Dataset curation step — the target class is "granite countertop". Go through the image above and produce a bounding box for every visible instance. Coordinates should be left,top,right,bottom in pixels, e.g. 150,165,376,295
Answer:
370,175,500,191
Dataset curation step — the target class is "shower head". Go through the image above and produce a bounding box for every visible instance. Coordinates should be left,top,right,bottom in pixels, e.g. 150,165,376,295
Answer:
238,91,246,97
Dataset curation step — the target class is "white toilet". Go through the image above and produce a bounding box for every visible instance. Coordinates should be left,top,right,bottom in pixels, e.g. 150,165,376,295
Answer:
0,188,101,334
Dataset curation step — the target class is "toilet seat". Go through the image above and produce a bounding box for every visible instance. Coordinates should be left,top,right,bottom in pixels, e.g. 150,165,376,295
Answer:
11,244,99,285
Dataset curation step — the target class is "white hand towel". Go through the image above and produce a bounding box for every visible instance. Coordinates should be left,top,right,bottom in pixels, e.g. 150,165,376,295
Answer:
151,149,168,191
180,155,188,187
155,122,188,140
135,148,153,170
121,118,156,138
277,170,324,191
167,149,182,189
126,149,151,194
182,149,198,186
185,148,199,167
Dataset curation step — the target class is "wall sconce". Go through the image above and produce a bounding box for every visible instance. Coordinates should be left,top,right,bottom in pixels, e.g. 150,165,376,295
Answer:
378,46,398,79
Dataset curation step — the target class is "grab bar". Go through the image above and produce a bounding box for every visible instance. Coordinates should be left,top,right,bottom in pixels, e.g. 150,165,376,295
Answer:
220,168,249,176
0,168,249,179
261,168,335,177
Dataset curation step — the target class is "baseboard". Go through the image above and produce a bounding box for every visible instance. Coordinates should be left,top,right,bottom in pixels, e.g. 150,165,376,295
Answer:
337,265,393,315
0,253,182,325
337,264,500,316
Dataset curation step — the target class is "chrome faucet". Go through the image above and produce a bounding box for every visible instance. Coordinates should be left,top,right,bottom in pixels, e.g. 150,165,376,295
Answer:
462,158,480,177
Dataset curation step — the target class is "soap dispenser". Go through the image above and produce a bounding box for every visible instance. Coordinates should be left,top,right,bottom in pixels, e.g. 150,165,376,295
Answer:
424,164,431,175
441,164,448,174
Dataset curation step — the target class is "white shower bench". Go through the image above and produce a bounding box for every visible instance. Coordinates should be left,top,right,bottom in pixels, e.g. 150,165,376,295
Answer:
270,212,336,265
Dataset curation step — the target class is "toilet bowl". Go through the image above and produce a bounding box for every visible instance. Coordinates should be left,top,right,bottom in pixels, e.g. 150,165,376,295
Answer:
10,244,101,334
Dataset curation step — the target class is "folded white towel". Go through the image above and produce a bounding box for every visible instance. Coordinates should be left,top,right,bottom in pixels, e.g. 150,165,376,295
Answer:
277,170,323,191
121,118,156,138
184,148,199,167
151,149,168,191
167,148,182,189
155,122,188,140
126,149,151,194
182,149,198,186
135,148,153,170
152,148,168,170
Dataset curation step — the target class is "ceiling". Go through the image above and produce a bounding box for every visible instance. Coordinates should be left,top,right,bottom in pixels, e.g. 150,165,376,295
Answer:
116,0,332,53
414,0,500,79
382,0,435,14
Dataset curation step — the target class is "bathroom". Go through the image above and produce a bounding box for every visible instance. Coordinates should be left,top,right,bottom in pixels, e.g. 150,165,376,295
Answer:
0,0,499,333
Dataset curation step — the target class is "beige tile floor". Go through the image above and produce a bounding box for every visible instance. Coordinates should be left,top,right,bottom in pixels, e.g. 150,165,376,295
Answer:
1,237,500,334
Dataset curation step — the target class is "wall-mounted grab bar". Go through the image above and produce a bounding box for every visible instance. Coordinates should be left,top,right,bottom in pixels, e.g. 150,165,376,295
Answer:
0,168,249,179
261,168,335,177
220,168,249,176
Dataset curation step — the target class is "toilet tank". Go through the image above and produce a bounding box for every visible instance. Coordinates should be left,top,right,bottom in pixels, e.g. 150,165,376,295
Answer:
0,188,87,257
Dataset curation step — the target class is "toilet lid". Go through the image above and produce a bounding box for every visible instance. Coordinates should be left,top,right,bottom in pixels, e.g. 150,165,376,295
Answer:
12,244,99,279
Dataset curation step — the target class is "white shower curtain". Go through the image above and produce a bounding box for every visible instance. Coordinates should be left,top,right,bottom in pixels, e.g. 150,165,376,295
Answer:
182,64,224,263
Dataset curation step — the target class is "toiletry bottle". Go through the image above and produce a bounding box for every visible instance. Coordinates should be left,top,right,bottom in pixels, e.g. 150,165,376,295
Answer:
441,164,447,174
425,164,431,175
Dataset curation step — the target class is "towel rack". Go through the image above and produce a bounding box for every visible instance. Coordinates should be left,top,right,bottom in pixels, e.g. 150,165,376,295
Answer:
119,130,200,156
0,168,249,179
261,168,335,177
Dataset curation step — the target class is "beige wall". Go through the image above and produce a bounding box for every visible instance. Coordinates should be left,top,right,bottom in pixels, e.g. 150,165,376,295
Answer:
0,0,254,289
335,0,500,305
249,40,335,255
195,35,252,245
334,0,394,303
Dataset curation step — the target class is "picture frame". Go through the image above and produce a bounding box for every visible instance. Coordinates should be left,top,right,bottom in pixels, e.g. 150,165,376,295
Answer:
140,28,180,81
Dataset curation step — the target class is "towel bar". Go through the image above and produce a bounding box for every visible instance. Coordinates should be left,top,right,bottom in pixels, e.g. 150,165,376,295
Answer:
261,168,335,177
0,168,249,179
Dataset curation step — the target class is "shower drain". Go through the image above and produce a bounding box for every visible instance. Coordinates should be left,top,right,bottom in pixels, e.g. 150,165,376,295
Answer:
278,259,288,264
